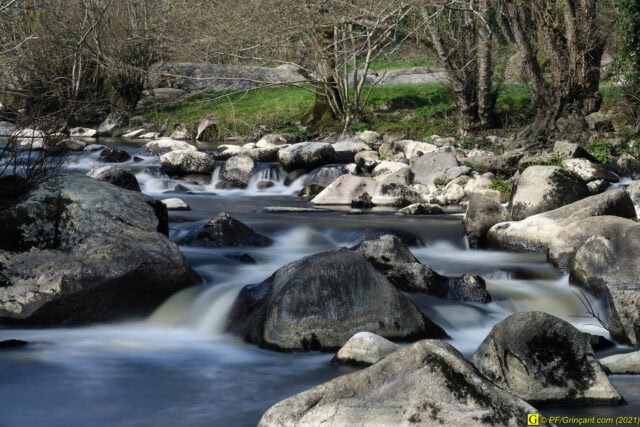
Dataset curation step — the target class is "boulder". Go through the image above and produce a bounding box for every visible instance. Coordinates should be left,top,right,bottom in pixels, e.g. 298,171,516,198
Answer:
259,339,546,426
256,134,289,147
332,332,401,366
139,138,196,156
585,112,613,132
562,158,618,183
371,161,410,178
488,189,636,270
196,115,217,142
402,140,438,160
160,150,215,175
354,150,380,171
332,139,370,163
626,181,640,217
299,164,346,198
449,274,491,303
177,212,272,247
465,192,510,248
211,144,242,160
553,140,599,163
510,166,590,221
12,128,45,149
93,167,141,192
99,148,131,163
411,152,459,185
161,197,190,211
242,146,280,162
226,248,446,351
463,152,523,177
97,112,127,136
122,128,146,139
371,172,421,207
399,203,445,215
219,154,256,189
355,130,382,147
311,175,378,206
606,286,640,346
0,175,196,325
617,153,640,179
386,263,449,297
354,234,418,270
600,351,640,374
69,127,97,138
53,138,86,152
473,312,622,406
278,142,335,172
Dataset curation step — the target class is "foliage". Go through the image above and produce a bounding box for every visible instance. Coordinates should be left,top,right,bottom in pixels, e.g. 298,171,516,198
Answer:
489,179,512,202
615,0,640,115
586,139,615,163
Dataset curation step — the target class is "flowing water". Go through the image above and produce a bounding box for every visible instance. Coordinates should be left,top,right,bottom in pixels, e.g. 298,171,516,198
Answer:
0,140,638,426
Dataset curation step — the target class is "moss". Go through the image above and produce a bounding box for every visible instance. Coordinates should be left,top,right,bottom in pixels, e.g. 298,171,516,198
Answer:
586,139,614,163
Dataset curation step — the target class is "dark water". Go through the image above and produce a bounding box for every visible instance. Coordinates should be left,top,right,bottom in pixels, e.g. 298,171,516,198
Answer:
0,142,638,426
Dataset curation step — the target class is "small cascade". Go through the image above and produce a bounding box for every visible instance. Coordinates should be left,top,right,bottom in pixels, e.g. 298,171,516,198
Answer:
246,163,286,191
210,163,222,187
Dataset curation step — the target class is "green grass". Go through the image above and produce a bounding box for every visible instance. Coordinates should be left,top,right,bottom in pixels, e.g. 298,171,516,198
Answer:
369,57,437,71
144,86,314,138
489,179,513,202
586,139,614,163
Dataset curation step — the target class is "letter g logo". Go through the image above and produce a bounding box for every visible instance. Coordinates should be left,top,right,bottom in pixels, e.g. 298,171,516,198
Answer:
527,413,540,426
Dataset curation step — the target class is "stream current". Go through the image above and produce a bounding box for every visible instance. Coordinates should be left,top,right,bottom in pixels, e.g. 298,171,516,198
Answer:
0,139,638,426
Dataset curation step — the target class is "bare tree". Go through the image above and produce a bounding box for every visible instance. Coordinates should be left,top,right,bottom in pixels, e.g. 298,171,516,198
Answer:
503,0,605,142
421,0,497,135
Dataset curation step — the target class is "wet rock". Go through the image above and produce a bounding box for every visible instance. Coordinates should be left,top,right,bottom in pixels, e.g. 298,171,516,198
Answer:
510,166,590,220
617,153,640,179
259,340,545,426
160,150,215,175
449,274,491,303
53,138,86,152
160,197,190,211
332,139,370,163
354,234,418,270
261,206,332,214
224,252,257,265
553,140,599,162
219,154,256,189
277,142,335,172
138,138,196,156
226,248,446,351
386,263,449,297
488,189,636,270
311,175,378,206
99,148,131,163
178,212,272,247
332,332,400,366
93,167,141,192
351,228,422,247
256,180,274,190
0,339,29,349
600,351,640,374
122,128,146,138
473,311,622,406
410,152,459,186
399,203,445,215
0,175,197,325
465,193,510,248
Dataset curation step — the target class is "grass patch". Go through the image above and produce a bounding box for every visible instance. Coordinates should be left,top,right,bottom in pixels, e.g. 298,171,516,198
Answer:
144,86,314,139
586,139,614,163
369,57,437,71
489,179,513,202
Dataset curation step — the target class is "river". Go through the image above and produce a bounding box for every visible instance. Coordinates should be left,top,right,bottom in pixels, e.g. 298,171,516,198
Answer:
0,139,638,426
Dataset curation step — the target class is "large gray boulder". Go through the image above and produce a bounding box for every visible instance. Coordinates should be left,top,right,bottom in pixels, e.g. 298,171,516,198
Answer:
311,175,378,206
463,152,523,177
473,312,622,406
277,142,335,172
332,139,370,163
488,189,636,270
219,154,256,188
606,286,640,346
259,339,546,426
93,167,141,192
299,164,347,198
510,166,590,220
465,192,510,248
160,150,216,175
410,152,459,186
177,212,272,247
553,140,599,163
626,181,640,217
226,248,446,351
0,175,197,325
562,158,618,184
600,351,640,374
